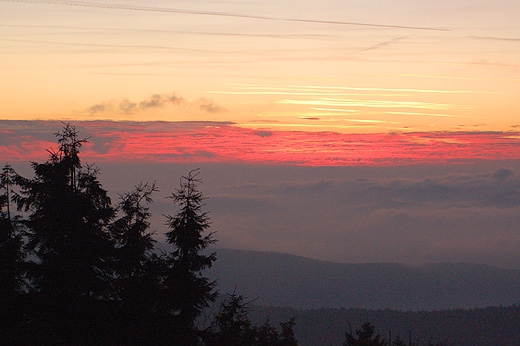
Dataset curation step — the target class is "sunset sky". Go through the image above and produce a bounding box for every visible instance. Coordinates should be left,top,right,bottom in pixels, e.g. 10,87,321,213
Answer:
2,1,520,268
2,0,520,133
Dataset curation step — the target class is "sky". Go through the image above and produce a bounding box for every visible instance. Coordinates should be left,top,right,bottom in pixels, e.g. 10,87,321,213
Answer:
1,1,520,268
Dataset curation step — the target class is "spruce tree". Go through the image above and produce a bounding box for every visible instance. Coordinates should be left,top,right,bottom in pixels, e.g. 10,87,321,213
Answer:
344,322,388,346
112,181,159,302
13,124,116,344
208,292,255,346
207,293,299,346
110,182,164,343
0,164,26,344
0,164,24,298
162,169,217,345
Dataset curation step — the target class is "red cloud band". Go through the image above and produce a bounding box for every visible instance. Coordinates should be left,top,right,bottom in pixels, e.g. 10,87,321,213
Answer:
1,120,520,166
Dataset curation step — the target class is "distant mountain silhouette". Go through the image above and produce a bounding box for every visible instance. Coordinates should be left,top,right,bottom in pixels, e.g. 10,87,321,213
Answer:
209,249,520,310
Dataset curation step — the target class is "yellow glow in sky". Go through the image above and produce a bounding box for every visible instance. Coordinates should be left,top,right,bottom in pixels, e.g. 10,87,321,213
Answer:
1,0,519,133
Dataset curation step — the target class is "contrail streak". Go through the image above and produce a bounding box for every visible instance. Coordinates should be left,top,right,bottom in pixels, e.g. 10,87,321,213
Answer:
356,36,408,53
470,36,520,42
2,0,451,32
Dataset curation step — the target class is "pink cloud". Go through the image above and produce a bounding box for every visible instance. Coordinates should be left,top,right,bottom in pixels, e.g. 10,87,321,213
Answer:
1,120,520,166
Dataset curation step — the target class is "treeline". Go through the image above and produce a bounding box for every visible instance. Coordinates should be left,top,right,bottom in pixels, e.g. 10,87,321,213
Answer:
0,124,297,346
249,305,520,346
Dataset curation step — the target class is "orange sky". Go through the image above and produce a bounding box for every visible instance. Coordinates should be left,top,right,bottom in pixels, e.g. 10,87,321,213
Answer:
1,0,520,141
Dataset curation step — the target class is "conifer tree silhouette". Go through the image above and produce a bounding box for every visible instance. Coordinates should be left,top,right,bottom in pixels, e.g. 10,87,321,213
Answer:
344,322,388,346
208,292,255,346
161,169,217,345
110,181,164,343
2,123,306,345
0,164,24,296
0,164,26,344
206,292,299,346
14,124,115,344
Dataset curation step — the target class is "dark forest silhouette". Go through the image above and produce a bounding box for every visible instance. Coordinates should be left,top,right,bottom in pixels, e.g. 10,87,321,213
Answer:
1,123,508,345
0,124,298,345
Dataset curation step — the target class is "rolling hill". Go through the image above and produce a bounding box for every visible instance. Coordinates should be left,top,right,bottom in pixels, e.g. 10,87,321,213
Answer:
209,248,520,311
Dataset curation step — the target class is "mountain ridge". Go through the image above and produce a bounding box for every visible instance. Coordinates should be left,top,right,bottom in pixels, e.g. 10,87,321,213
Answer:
208,248,520,310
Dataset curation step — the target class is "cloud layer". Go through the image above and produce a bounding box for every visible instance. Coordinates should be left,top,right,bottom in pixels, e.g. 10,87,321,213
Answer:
94,161,520,270
201,165,520,268
2,120,520,166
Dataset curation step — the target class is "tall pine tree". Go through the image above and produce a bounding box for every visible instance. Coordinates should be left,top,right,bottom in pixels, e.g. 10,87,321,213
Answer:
161,169,217,345
14,124,115,344
0,164,26,345
110,182,164,344
0,164,24,299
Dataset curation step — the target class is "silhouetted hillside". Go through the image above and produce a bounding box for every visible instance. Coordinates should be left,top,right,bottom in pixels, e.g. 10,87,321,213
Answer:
210,249,520,310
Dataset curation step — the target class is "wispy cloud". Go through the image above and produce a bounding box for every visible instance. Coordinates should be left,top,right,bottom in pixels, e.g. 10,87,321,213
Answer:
1,0,450,31
278,98,455,111
386,111,461,118
198,99,227,114
292,84,494,94
207,84,487,131
470,36,520,42
0,38,187,52
0,24,337,41
309,108,358,113
224,83,494,95
380,73,520,83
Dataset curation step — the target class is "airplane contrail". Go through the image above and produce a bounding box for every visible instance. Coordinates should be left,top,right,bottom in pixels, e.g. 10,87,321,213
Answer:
356,36,408,53
470,35,520,42
2,0,451,32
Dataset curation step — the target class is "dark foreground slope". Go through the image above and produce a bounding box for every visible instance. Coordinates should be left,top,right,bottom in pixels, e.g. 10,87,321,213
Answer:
210,248,520,310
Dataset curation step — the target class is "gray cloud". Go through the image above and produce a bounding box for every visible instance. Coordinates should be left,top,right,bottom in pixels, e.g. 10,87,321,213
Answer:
119,99,138,115
85,93,230,116
194,163,520,269
87,93,185,115
198,99,227,114
491,168,515,180
8,157,520,269
139,94,184,110
253,130,273,138
87,103,107,114
0,120,58,144
139,95,163,110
